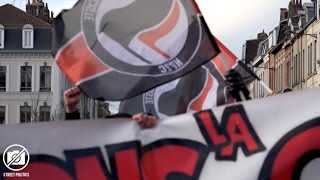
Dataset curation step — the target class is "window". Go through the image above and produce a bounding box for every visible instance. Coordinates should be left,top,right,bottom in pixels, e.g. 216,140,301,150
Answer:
40,66,51,92
308,44,312,75
21,66,32,92
0,24,4,49
298,53,300,83
314,40,317,72
280,64,283,89
296,55,298,84
39,105,51,122
261,45,267,55
0,106,5,124
286,62,290,87
0,66,6,92
20,105,31,123
290,56,294,87
303,49,305,79
22,24,34,49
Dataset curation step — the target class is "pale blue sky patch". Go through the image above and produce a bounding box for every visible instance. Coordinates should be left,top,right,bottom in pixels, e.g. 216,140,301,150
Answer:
0,0,299,57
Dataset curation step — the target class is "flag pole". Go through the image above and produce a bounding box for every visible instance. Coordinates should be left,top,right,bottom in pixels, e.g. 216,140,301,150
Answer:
237,61,273,94
259,80,273,94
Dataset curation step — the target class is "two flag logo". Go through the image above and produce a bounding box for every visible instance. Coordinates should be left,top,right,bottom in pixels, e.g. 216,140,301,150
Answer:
54,0,219,100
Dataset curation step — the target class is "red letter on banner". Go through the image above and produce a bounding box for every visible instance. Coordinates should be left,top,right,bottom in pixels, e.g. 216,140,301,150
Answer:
194,110,228,151
141,140,208,180
22,161,72,180
74,156,107,180
106,142,142,180
65,148,112,180
217,105,266,161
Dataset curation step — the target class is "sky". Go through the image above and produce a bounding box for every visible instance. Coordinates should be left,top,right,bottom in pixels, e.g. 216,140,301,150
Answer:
0,0,293,57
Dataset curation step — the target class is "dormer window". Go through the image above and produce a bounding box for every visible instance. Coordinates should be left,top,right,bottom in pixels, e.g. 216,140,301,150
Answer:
0,24,4,49
22,24,34,49
261,44,267,55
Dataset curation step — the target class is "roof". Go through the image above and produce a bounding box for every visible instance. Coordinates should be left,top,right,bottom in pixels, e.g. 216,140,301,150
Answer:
0,4,51,28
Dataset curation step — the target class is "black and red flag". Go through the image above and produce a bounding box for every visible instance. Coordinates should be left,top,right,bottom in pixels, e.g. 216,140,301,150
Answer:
52,0,219,100
119,38,256,119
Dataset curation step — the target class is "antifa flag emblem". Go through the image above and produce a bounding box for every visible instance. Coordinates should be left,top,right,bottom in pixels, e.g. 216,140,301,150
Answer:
120,38,256,119
53,0,219,100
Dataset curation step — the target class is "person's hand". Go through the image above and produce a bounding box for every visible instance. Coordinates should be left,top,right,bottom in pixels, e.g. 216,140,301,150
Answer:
64,87,82,113
132,113,158,129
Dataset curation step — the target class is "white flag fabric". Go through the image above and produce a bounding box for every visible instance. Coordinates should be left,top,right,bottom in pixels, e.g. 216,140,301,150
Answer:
1,88,320,179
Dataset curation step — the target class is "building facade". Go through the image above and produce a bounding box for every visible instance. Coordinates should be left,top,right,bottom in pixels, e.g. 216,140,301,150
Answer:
0,3,62,124
245,0,320,98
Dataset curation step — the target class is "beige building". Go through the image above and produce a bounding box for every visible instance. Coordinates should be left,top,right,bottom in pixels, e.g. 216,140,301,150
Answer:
251,38,271,98
290,6,318,91
247,0,320,98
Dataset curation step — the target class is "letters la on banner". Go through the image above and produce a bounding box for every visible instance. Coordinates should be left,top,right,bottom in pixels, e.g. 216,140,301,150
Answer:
1,88,320,179
52,0,219,100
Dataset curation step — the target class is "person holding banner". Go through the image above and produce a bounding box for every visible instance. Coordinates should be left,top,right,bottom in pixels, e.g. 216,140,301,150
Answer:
63,87,158,129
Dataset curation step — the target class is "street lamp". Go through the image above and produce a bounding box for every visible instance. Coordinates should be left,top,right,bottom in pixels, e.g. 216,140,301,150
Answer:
247,64,275,71
253,66,275,71
285,30,317,39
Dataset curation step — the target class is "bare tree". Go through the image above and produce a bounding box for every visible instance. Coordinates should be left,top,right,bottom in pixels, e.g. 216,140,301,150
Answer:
27,92,64,122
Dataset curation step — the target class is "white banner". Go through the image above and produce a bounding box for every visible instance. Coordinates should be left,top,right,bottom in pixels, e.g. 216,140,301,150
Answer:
1,88,320,180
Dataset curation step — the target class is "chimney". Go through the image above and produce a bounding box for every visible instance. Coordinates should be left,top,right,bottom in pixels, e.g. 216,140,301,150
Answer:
51,11,54,18
280,8,288,21
257,30,268,42
292,0,302,5
27,0,30,4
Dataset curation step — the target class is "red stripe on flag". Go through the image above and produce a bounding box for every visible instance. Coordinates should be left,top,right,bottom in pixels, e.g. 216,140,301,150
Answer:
214,38,237,67
56,34,109,84
190,71,213,111
191,0,201,14
211,38,238,78
138,0,180,59
212,55,227,79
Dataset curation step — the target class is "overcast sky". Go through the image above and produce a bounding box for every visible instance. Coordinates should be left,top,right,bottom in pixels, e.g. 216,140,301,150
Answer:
1,0,296,57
